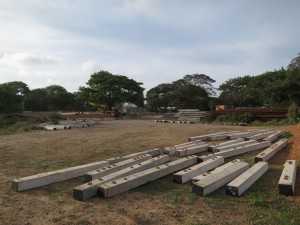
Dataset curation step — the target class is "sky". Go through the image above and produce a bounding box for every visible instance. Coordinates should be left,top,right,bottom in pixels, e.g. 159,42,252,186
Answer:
0,0,299,93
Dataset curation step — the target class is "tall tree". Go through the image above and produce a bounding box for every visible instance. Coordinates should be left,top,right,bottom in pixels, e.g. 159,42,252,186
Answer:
183,74,216,96
286,53,300,105
218,76,253,107
0,81,29,113
79,70,145,108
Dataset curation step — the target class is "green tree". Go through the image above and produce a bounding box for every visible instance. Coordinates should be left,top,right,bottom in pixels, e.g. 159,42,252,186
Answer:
183,73,216,96
79,70,145,108
24,88,49,111
218,76,253,107
146,83,174,111
286,53,300,105
146,74,213,111
0,81,29,113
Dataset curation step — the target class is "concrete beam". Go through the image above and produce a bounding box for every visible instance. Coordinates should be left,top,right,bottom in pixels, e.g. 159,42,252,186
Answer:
227,130,269,140
245,130,276,141
255,139,288,162
198,154,215,162
73,155,170,201
84,154,152,182
98,155,198,197
12,160,109,192
214,140,257,152
262,130,286,143
164,141,204,156
175,144,209,157
278,160,297,196
226,162,268,196
105,148,161,164
192,162,249,196
214,141,271,158
192,159,241,183
173,156,224,183
188,132,229,142
208,138,245,152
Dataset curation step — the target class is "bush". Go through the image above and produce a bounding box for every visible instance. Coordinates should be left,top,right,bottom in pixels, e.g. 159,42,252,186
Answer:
288,102,299,123
201,113,216,123
216,113,255,124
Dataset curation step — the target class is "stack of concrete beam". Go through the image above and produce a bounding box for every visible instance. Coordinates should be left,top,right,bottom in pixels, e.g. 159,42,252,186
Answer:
173,156,224,183
73,155,170,201
199,141,270,161
226,162,268,196
213,140,257,152
163,141,204,156
98,155,198,197
278,160,297,196
192,159,241,183
208,138,245,152
245,130,276,141
175,144,209,157
178,109,205,123
12,160,110,192
192,161,249,196
262,130,286,143
188,132,230,142
227,130,270,140
105,148,161,164
254,139,288,162
84,154,152,182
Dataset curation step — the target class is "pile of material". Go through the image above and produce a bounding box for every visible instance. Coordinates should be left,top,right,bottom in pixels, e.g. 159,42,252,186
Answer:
12,128,297,201
178,109,206,123
39,119,98,130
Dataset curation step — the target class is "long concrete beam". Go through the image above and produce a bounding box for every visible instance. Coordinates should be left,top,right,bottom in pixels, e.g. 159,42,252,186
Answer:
12,160,109,192
174,141,204,148
245,130,276,141
192,159,241,183
208,138,245,152
227,130,269,140
104,148,161,164
214,140,257,152
84,154,152,182
262,130,286,143
73,155,170,201
278,160,297,196
188,132,229,142
164,142,204,156
213,141,271,158
173,156,224,183
254,139,288,162
175,144,209,157
192,162,249,196
226,162,268,196
98,155,198,197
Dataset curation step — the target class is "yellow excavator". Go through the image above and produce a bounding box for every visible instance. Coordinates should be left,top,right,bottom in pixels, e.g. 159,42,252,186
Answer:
88,102,119,117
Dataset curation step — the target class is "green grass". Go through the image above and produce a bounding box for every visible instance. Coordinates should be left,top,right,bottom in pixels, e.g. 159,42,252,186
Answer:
0,124,44,135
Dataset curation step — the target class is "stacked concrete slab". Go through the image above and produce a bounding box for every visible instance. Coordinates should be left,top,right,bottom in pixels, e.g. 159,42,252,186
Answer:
278,160,297,196
98,155,198,197
178,109,205,123
214,140,257,152
173,156,224,183
245,130,276,141
255,139,288,162
226,162,268,196
192,161,249,196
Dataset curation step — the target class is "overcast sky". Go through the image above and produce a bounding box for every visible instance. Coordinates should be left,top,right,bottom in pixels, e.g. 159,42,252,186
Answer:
0,0,299,93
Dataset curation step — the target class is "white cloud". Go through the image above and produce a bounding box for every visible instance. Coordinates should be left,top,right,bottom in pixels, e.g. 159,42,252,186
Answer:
80,60,101,76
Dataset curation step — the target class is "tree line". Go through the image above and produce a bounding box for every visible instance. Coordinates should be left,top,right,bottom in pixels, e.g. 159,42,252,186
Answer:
0,53,299,113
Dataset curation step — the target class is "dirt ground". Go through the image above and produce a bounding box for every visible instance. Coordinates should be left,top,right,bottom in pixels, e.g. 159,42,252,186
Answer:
0,119,299,225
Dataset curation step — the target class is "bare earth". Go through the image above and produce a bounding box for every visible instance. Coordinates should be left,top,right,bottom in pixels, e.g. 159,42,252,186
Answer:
0,119,299,225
